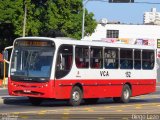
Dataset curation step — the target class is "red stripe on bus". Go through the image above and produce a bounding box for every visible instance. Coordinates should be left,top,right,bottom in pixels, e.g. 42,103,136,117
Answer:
8,78,156,99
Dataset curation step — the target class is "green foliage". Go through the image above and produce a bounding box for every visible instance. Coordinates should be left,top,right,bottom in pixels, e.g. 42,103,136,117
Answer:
0,0,97,42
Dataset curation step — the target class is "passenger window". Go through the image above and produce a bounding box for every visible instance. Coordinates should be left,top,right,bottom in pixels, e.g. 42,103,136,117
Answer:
90,47,103,69
55,45,73,79
75,46,89,68
134,50,141,69
142,50,154,70
120,49,133,69
104,48,119,69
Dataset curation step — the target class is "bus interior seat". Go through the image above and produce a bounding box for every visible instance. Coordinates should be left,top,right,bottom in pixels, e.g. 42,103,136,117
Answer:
76,57,85,68
106,63,114,69
67,56,72,69
94,59,100,68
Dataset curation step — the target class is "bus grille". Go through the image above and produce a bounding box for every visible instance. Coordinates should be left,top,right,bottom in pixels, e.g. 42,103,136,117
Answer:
13,90,44,96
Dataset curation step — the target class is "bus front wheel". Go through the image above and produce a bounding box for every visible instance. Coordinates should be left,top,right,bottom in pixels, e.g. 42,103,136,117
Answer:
113,84,131,103
69,86,83,106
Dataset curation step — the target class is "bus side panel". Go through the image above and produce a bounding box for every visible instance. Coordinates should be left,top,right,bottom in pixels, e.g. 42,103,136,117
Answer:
8,78,156,99
83,85,123,98
54,79,156,99
131,80,156,96
54,79,123,99
54,81,72,99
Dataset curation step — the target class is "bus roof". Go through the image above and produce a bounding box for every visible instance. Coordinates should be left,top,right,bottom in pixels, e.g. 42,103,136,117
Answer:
15,37,155,50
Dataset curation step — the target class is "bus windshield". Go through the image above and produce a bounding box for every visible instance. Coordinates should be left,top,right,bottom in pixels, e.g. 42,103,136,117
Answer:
10,40,55,82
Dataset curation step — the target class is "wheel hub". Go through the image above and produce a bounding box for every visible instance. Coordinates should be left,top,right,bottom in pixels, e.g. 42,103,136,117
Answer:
72,91,80,101
124,89,129,99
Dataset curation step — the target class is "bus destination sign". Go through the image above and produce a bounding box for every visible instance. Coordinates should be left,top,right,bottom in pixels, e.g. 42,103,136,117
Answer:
15,40,53,47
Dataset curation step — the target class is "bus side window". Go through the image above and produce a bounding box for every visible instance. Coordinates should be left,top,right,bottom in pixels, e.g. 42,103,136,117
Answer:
142,50,154,70
120,49,133,69
55,45,73,79
90,47,103,69
75,46,89,69
104,48,119,69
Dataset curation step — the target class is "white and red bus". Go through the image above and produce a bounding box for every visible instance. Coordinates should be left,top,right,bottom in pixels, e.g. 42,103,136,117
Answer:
6,37,156,106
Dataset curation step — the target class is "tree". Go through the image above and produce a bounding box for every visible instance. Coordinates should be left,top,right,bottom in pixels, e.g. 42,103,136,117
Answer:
0,23,16,51
0,0,97,41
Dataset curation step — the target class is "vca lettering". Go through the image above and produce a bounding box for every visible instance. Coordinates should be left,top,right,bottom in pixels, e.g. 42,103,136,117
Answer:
100,71,109,77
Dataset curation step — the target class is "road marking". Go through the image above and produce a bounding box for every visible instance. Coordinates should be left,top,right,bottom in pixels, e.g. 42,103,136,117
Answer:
2,99,160,115
98,117,105,120
11,111,37,114
20,116,28,119
62,117,69,119
45,110,57,112
151,103,158,105
105,107,111,109
121,105,127,108
135,104,142,107
38,112,45,115
84,108,94,112
88,109,94,112
116,110,123,112
122,117,129,120
40,110,47,112
63,113,69,115
140,96,145,98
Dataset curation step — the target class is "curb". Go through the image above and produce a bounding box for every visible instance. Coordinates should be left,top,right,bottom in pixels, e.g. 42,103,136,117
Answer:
0,96,29,104
0,97,3,103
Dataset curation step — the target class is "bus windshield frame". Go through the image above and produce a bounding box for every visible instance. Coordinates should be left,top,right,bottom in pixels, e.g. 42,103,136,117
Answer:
10,39,55,82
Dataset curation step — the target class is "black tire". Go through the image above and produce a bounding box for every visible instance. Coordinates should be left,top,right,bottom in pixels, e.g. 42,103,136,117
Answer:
121,84,131,103
29,97,42,106
69,86,83,106
113,84,131,103
85,98,99,104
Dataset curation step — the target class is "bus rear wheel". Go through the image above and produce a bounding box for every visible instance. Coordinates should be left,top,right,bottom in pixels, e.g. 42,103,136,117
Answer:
69,86,83,106
29,97,42,106
113,84,131,103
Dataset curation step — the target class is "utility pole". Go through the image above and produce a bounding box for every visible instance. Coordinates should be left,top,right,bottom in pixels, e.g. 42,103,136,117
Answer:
82,0,89,39
23,0,27,37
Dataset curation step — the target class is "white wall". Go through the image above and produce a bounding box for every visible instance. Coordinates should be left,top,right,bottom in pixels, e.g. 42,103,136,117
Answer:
84,24,160,40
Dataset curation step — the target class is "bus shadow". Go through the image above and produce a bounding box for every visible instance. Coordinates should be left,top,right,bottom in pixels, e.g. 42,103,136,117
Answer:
2,97,160,107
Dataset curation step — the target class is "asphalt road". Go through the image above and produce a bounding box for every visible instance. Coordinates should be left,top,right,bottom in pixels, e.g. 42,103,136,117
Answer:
0,86,160,120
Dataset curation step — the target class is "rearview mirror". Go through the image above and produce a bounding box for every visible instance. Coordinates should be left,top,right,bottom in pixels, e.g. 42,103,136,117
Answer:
2,50,8,61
